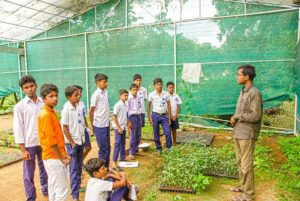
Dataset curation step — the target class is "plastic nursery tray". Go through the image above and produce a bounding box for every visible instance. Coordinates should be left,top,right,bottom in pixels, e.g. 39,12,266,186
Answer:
159,185,195,194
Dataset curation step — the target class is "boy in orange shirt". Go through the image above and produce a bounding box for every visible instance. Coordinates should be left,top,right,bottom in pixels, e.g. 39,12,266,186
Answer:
38,83,70,201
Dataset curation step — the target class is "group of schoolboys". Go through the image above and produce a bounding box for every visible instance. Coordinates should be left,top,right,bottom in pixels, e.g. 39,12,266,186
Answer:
13,73,182,201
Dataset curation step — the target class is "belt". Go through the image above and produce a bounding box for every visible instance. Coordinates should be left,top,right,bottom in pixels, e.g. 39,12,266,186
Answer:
152,112,167,116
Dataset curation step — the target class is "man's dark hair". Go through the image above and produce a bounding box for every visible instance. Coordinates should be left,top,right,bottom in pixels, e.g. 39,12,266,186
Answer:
19,75,36,88
130,83,138,90
95,73,108,82
133,74,142,81
40,83,58,99
84,158,106,177
153,78,163,85
238,64,256,81
65,86,79,98
119,89,128,96
166,82,174,87
73,85,83,91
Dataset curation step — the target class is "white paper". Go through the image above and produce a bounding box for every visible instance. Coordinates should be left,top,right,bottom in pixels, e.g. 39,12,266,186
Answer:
139,143,151,148
118,161,139,168
128,185,137,200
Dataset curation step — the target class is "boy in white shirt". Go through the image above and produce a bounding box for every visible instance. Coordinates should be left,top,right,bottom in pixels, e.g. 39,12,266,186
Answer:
84,158,133,201
13,75,48,201
74,85,92,160
167,82,182,145
112,89,129,168
127,83,142,160
147,78,172,154
61,85,85,201
133,74,147,128
89,73,111,168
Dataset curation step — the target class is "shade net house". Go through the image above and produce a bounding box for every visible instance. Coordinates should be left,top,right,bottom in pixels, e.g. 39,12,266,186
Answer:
0,0,299,134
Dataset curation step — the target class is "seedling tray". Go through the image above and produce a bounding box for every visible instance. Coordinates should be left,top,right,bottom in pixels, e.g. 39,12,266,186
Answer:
159,185,195,194
176,132,214,146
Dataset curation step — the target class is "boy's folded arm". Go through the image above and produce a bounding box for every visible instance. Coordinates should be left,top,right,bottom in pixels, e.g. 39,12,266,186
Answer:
112,176,127,189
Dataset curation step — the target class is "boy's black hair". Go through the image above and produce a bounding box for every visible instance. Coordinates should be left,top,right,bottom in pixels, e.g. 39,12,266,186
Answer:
238,64,256,81
153,78,163,85
130,83,138,90
19,75,36,88
133,74,142,81
84,158,106,177
166,82,174,87
40,83,58,99
65,85,79,98
73,85,83,91
95,73,108,82
119,89,129,96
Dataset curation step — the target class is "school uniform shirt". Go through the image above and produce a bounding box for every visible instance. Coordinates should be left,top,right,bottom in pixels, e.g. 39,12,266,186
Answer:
112,100,128,130
61,101,85,145
148,90,170,114
78,100,87,128
90,88,110,128
168,93,182,117
13,96,43,147
137,86,147,114
38,105,67,160
84,178,113,201
127,93,142,116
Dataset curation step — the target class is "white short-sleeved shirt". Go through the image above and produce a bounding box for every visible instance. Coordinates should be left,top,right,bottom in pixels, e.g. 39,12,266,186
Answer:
127,94,142,116
148,90,170,114
90,88,110,128
84,178,113,201
168,93,182,116
112,100,128,130
137,86,147,114
78,101,87,128
13,96,43,147
61,101,85,145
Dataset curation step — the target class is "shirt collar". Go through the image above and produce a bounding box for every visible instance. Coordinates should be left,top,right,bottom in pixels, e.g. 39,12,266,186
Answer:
98,88,106,94
242,84,254,92
25,96,43,104
43,104,55,113
66,101,77,110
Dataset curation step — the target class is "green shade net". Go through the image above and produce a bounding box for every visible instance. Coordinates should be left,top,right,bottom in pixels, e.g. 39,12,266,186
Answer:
4,1,296,131
0,47,20,97
26,35,86,109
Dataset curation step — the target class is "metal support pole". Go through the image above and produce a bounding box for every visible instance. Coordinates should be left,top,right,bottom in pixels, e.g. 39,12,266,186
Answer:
24,41,28,75
125,0,128,27
294,8,300,135
94,6,97,31
17,54,23,99
84,33,90,110
69,20,71,35
294,95,298,135
199,0,201,18
173,22,177,93
244,0,247,15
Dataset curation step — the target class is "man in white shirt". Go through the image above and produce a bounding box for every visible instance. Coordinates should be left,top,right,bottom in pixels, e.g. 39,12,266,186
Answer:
147,78,172,154
13,75,48,201
89,73,111,168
